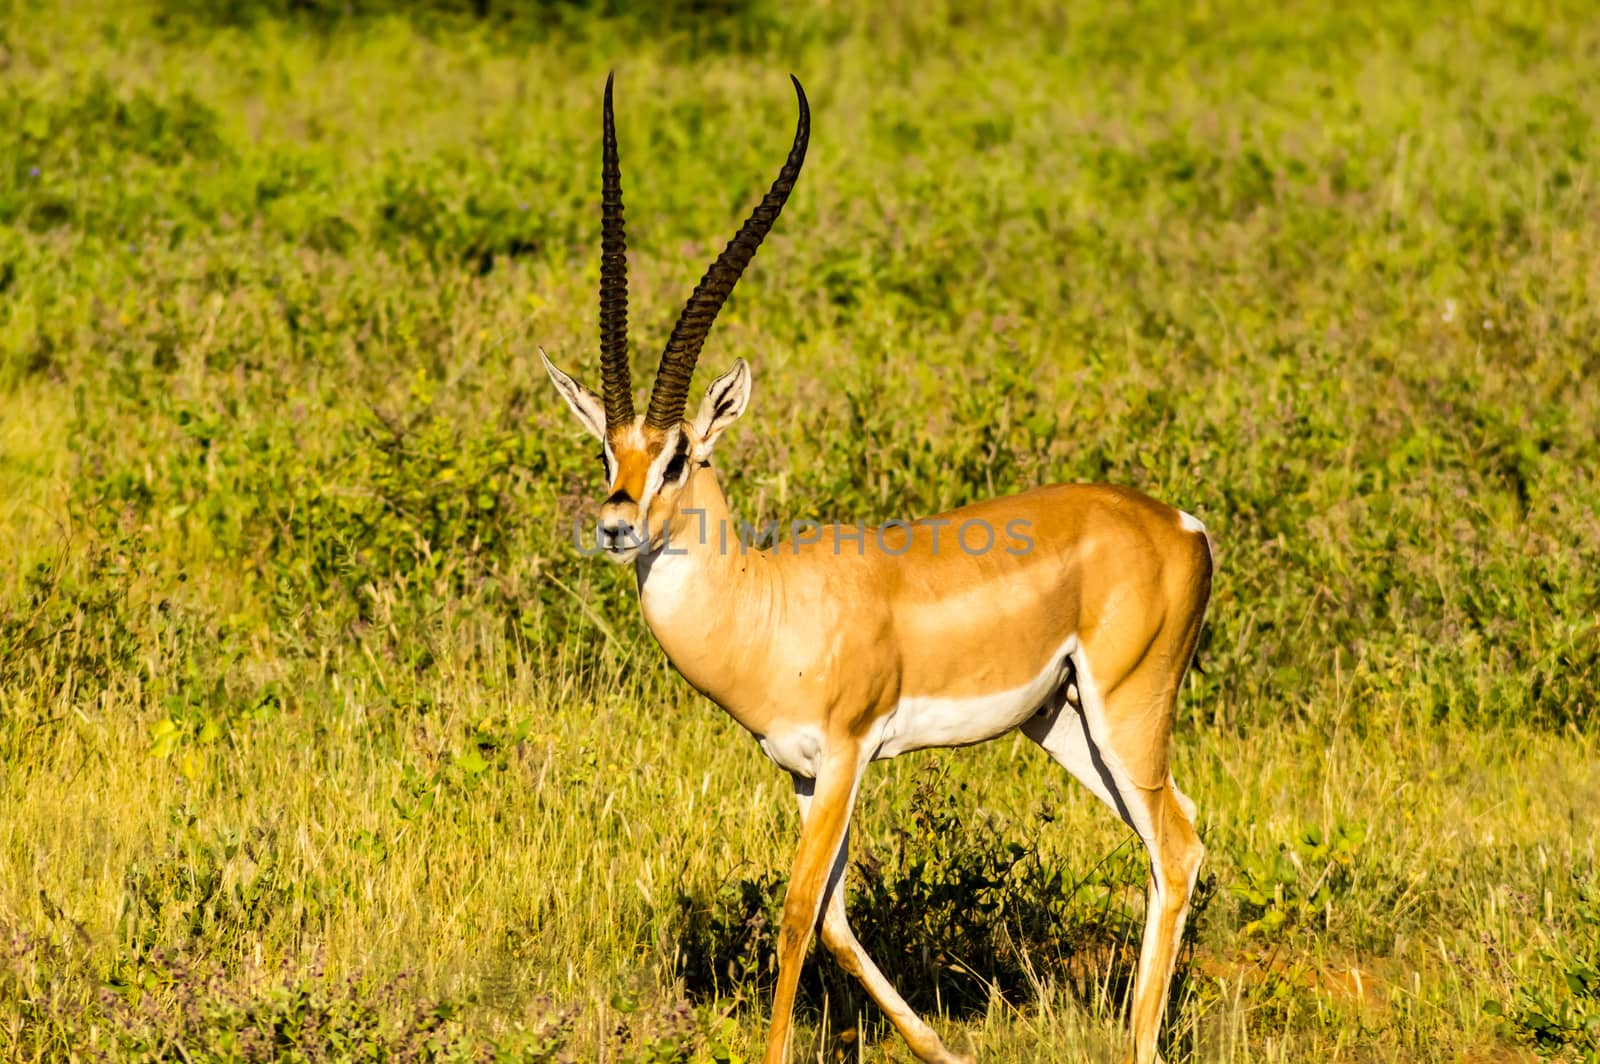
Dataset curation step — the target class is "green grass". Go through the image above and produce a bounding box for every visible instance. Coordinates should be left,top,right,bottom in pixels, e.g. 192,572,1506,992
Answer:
2,0,1598,1059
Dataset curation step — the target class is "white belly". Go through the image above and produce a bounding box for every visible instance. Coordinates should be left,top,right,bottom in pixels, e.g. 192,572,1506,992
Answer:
872,634,1079,760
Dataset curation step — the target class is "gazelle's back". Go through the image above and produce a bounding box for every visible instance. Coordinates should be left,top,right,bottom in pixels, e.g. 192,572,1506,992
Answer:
767,484,1204,699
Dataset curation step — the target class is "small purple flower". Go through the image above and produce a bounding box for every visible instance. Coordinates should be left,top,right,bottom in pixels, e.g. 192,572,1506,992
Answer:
518,202,530,211
28,166,40,177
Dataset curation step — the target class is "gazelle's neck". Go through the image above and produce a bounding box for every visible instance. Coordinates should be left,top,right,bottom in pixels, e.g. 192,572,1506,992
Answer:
633,465,780,717
634,462,739,607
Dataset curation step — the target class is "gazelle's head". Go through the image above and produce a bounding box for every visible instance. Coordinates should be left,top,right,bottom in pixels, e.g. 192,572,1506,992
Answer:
543,73,808,563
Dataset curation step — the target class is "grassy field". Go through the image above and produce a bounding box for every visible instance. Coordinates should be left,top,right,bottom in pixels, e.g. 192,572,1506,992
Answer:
2,0,1599,1059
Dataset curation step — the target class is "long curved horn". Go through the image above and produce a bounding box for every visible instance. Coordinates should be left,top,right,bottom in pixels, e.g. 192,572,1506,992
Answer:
598,71,634,428
644,75,809,430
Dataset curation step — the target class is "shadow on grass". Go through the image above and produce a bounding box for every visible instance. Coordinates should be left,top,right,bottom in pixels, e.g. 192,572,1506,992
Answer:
672,769,1215,1058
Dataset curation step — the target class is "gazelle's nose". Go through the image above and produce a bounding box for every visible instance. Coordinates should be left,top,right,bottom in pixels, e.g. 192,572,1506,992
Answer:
598,518,638,553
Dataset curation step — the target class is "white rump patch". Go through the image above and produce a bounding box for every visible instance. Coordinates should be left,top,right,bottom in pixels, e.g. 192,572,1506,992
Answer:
1179,509,1214,565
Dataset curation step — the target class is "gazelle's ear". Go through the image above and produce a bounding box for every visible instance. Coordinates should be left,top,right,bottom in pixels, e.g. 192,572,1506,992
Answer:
690,359,752,460
541,350,608,441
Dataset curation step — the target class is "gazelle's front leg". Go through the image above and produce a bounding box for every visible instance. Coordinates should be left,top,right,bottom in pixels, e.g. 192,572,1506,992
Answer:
762,748,864,1064
803,812,973,1064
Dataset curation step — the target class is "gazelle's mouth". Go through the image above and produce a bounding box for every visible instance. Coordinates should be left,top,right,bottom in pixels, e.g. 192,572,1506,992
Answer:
595,520,654,563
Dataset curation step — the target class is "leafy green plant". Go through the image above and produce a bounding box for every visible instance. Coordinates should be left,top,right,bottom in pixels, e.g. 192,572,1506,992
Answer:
1232,821,1368,940
1487,872,1600,1059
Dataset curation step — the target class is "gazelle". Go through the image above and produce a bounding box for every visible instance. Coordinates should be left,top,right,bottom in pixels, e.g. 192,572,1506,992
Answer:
541,74,1214,1064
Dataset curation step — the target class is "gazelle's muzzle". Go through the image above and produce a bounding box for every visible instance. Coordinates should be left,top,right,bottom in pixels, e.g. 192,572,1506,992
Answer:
597,494,646,559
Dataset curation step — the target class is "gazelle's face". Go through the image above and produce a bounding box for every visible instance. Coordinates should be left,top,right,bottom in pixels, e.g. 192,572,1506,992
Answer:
542,355,752,563
593,421,695,561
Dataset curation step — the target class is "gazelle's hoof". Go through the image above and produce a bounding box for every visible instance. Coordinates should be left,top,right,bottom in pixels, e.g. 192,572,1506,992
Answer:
919,1042,974,1064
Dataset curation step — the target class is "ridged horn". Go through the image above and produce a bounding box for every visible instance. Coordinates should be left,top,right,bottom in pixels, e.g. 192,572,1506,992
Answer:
598,71,634,428
643,75,809,430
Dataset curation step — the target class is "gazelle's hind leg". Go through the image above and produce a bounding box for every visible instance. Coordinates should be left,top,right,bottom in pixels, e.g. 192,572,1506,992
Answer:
1022,648,1205,1064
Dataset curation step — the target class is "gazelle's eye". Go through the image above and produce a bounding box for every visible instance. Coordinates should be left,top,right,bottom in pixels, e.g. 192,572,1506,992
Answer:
663,453,688,483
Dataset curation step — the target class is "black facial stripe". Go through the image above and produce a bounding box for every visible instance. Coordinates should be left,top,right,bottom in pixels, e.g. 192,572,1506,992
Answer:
661,435,692,482
605,489,634,506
